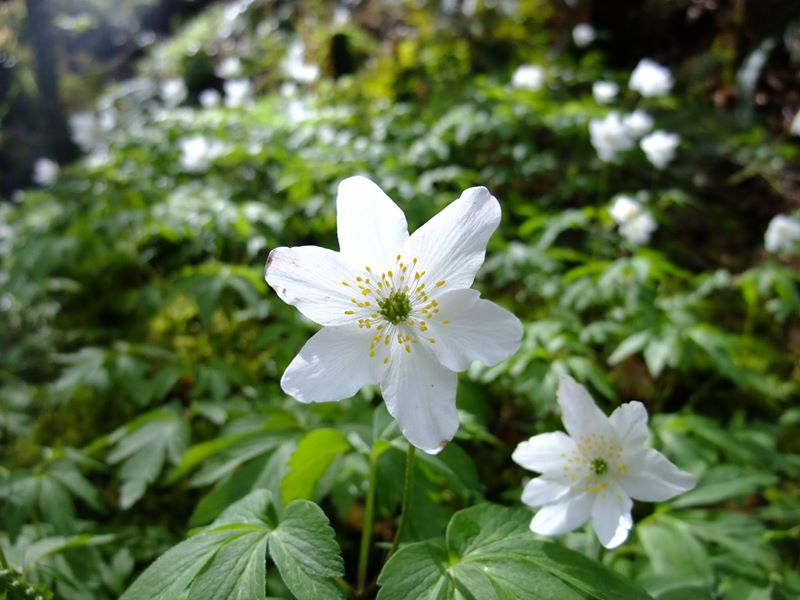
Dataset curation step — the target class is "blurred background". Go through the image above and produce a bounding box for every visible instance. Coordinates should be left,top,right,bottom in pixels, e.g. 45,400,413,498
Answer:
2,1,800,599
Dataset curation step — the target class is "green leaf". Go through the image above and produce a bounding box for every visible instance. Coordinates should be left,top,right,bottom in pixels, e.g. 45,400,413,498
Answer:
121,490,344,600
108,408,189,509
670,465,777,508
638,515,712,583
608,331,650,366
280,428,350,504
377,504,652,600
269,500,345,599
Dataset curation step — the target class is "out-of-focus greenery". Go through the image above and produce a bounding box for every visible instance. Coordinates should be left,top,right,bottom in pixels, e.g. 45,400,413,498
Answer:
1,0,799,598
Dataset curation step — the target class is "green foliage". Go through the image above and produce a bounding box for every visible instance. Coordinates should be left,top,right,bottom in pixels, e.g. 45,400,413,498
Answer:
120,490,344,600
377,504,652,600
1,0,799,598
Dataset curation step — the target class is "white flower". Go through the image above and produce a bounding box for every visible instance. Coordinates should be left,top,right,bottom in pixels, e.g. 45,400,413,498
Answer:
764,214,800,253
160,78,187,107
589,112,634,162
609,194,642,224
513,376,695,549
622,110,654,139
265,177,523,454
215,56,242,79
284,40,319,84
629,58,673,97
224,78,253,108
790,112,800,136
199,89,222,108
32,158,59,186
179,136,226,172
512,65,545,90
619,212,657,245
69,111,100,151
572,23,596,48
592,81,618,104
640,130,680,169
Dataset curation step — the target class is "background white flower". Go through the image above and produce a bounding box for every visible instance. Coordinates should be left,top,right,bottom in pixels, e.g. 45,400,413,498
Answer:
609,194,642,224
215,56,242,79
790,112,800,136
640,130,680,169
592,81,619,105
620,212,657,245
511,65,545,90
622,110,653,139
764,214,800,253
179,136,227,172
265,176,523,454
589,112,634,162
513,376,695,549
32,158,59,186
572,23,596,48
224,78,253,108
284,40,319,84
629,58,673,97
199,89,222,108
160,78,187,107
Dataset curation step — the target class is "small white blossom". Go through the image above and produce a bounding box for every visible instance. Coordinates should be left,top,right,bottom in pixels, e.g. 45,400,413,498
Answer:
609,195,642,224
629,58,673,97
224,78,253,108
32,158,59,186
179,136,226,172
589,112,634,162
513,376,695,549
790,112,800,136
199,89,222,108
592,81,618,104
265,177,523,454
764,214,800,253
284,40,319,84
622,110,654,139
512,65,545,91
69,111,100,151
215,56,242,79
620,212,657,245
640,130,680,169
160,78,187,107
572,23,596,48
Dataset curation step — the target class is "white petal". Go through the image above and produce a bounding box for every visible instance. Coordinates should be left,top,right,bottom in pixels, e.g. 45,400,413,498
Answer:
530,494,593,536
424,289,522,372
557,375,616,442
521,478,572,507
591,483,633,549
265,246,358,326
281,326,379,403
609,401,649,448
512,432,576,476
621,447,696,502
402,187,500,293
380,345,458,454
336,176,409,269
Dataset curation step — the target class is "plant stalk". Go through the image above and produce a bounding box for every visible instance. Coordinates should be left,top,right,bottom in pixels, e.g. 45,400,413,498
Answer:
389,444,416,556
356,450,379,596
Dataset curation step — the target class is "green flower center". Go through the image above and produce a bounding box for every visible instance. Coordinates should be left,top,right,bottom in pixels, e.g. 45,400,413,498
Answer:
378,291,412,324
589,457,608,475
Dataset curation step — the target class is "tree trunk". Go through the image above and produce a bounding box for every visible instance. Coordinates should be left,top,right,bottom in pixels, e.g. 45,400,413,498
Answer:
25,0,75,162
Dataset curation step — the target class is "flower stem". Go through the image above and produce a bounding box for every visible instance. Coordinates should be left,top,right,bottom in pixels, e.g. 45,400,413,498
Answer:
356,450,378,596
389,444,416,556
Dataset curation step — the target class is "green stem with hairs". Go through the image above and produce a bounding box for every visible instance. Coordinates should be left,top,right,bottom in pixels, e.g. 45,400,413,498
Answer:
356,449,379,597
390,444,416,557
